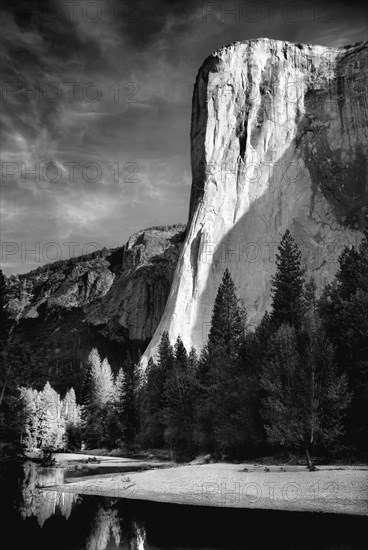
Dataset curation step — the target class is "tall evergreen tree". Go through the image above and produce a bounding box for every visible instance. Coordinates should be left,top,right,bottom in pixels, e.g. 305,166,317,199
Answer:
140,358,163,447
319,229,368,455
197,269,248,456
208,268,246,358
140,333,174,448
261,321,350,469
270,230,305,328
187,347,199,375
163,336,197,460
119,357,139,447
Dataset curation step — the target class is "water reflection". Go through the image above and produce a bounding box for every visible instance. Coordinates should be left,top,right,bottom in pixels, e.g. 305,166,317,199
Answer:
85,504,147,550
0,462,365,550
16,462,147,550
20,462,78,526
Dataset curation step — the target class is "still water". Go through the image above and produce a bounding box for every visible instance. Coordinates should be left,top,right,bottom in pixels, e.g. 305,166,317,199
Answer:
0,461,366,550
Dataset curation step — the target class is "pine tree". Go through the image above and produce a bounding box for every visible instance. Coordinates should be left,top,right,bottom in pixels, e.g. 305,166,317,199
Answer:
270,230,305,329
140,358,163,447
62,388,81,450
157,331,174,373
120,358,139,447
197,269,247,456
163,336,196,460
140,334,174,448
104,367,125,448
208,268,245,358
187,347,199,375
261,321,350,469
110,357,139,448
319,229,368,455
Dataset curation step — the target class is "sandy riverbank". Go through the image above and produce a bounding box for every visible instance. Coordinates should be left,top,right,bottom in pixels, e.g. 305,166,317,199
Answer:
55,462,368,516
26,451,173,478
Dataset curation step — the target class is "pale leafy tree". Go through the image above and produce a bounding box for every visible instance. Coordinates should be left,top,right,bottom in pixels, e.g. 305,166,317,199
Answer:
19,383,81,451
82,349,117,448
114,368,125,404
37,382,65,449
62,387,81,449
62,388,81,426
96,358,115,406
20,387,39,449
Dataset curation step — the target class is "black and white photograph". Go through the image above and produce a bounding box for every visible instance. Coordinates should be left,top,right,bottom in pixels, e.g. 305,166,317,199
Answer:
0,0,367,548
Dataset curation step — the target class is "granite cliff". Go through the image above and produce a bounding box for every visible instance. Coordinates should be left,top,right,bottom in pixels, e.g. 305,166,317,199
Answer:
144,38,367,359
6,225,185,390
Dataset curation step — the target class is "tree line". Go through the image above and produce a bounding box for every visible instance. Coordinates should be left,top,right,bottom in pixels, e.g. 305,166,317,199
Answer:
1,228,367,466
138,228,367,466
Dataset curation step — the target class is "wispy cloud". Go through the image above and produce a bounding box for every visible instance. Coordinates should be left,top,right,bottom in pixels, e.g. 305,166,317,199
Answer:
1,0,366,274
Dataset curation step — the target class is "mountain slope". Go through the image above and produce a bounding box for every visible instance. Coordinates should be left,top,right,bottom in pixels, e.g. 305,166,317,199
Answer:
6,225,185,392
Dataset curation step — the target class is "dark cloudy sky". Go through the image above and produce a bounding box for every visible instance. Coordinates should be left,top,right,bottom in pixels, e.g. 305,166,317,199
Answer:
1,0,367,275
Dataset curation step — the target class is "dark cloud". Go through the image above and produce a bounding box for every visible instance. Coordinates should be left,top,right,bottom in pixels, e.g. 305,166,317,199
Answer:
1,0,366,274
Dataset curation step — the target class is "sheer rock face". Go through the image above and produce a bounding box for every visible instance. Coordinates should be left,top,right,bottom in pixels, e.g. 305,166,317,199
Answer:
7,225,185,344
85,226,186,342
144,38,368,359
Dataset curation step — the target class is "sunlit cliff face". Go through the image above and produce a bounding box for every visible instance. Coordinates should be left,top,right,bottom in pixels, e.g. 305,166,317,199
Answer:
144,38,367,360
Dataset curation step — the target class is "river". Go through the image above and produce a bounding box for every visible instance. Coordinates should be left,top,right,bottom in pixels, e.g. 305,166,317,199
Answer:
0,461,366,549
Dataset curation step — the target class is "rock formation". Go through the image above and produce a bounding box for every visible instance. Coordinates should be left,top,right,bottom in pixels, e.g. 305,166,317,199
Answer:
6,225,185,387
144,38,367,359
85,225,186,342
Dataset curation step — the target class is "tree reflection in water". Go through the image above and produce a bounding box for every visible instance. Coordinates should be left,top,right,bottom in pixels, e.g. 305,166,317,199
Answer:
85,502,147,550
20,462,79,526
9,463,364,550
18,462,147,550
